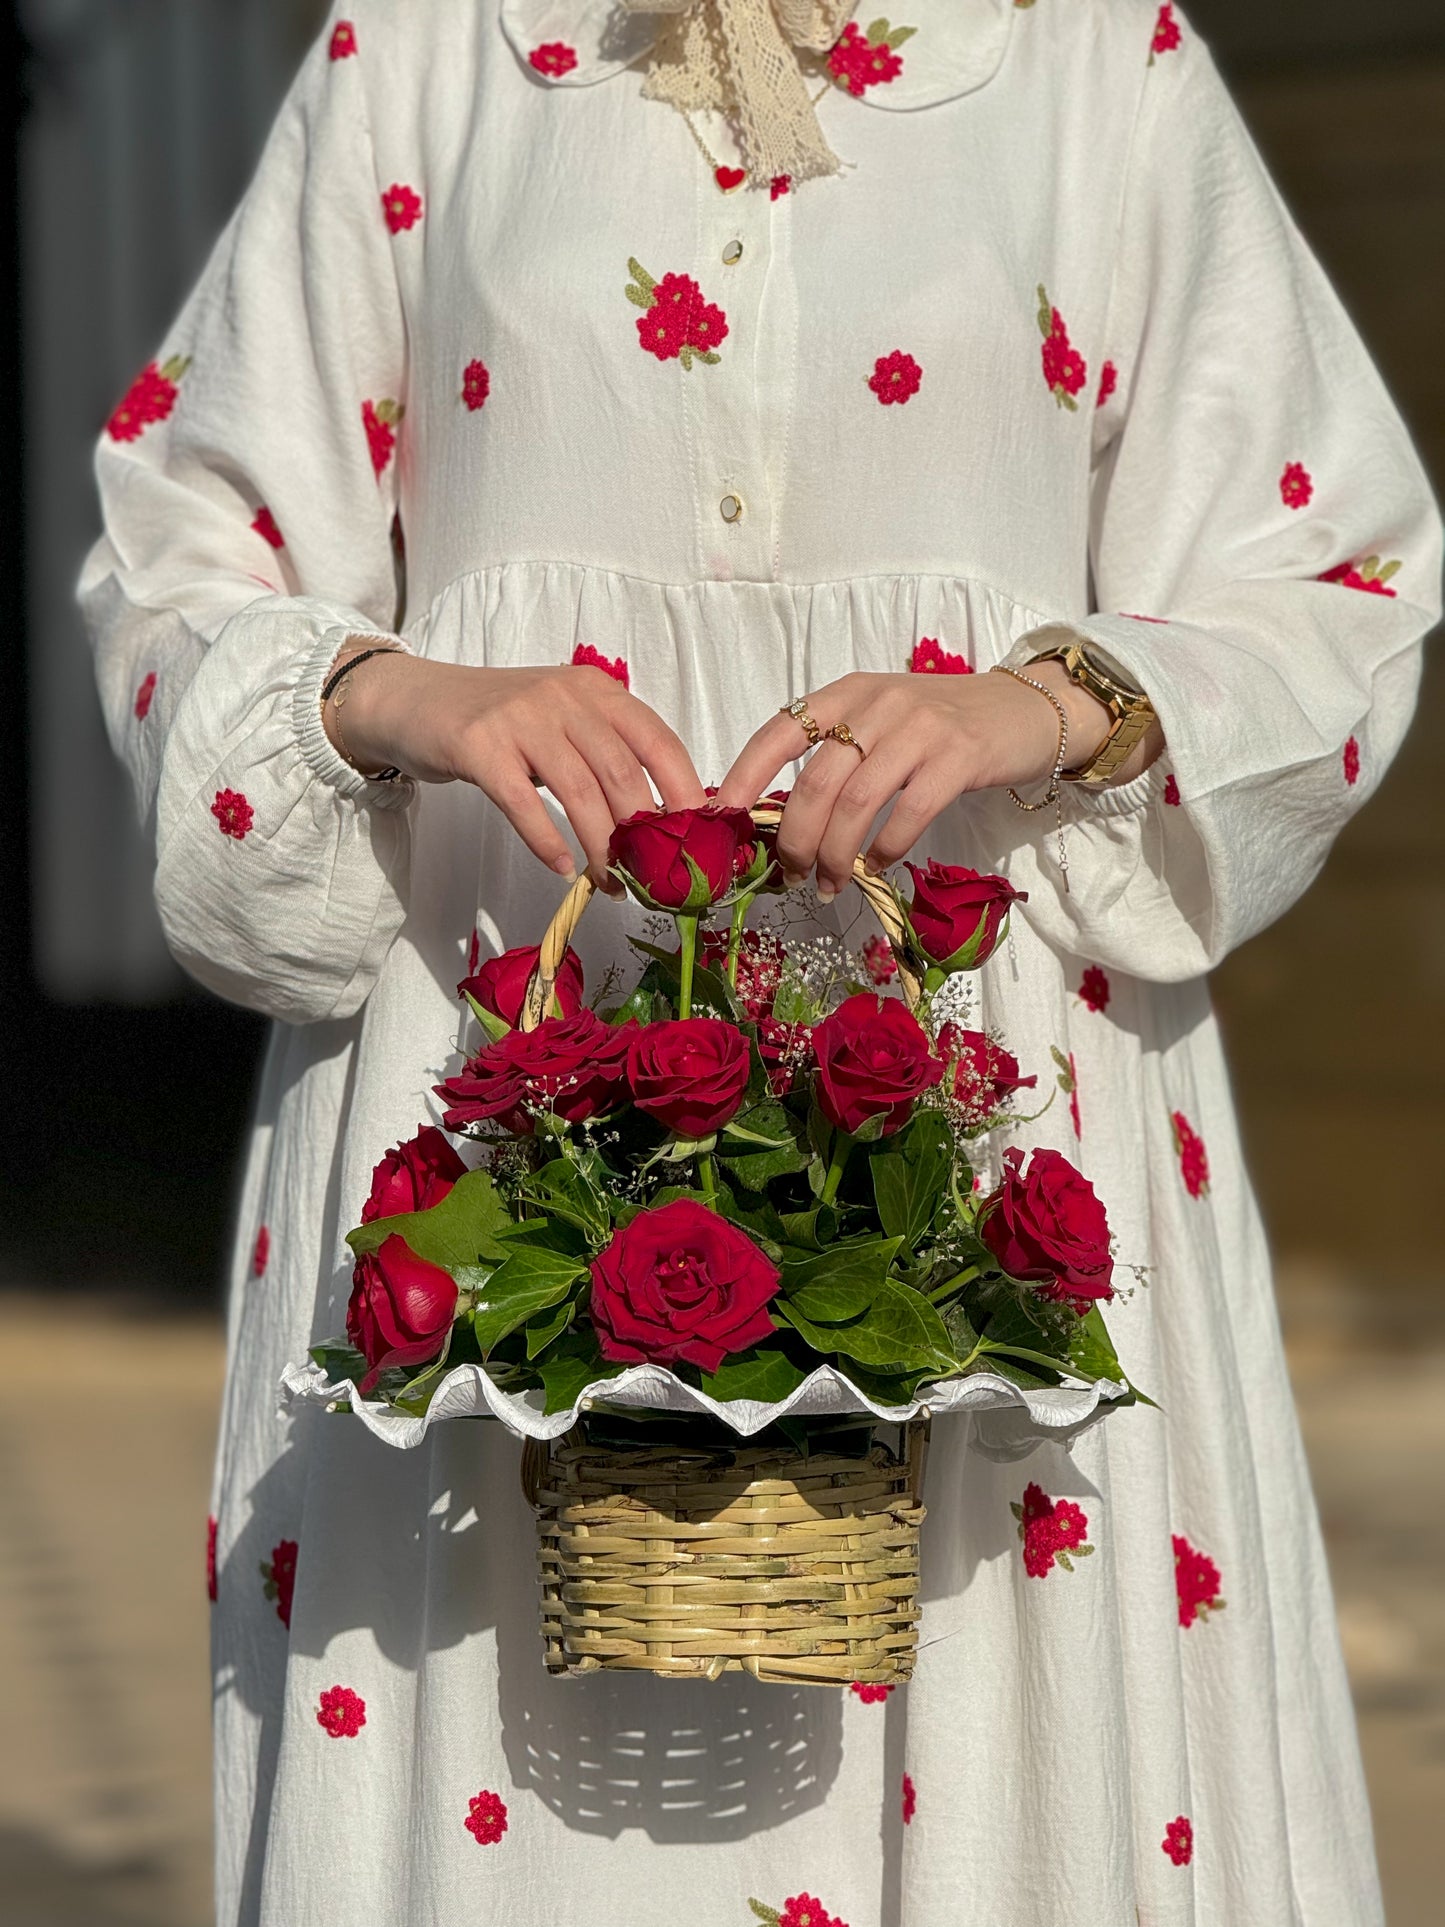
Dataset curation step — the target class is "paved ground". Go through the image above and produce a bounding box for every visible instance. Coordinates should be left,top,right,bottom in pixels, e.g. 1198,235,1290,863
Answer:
2,1280,1442,1927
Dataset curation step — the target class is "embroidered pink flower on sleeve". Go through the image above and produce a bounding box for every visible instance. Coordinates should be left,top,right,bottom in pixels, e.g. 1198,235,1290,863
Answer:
328,20,357,60
252,1224,270,1276
1163,773,1181,806
107,356,190,442
779,1895,850,1927
627,259,728,369
1279,461,1313,510
211,790,254,840
316,1685,366,1738
464,1788,509,1844
1036,286,1087,410
1120,612,1167,623
771,174,792,200
1173,1533,1225,1627
1096,360,1118,408
1319,556,1400,596
467,928,481,975
1013,1481,1094,1577
251,506,284,549
261,1538,297,1628
529,41,578,78
362,398,403,476
868,350,923,405
1078,965,1110,1014
1170,1109,1209,1198
381,184,423,233
910,638,972,674
571,643,629,687
901,1773,917,1824
1150,3,1182,59
828,17,913,95
849,1681,894,1704
863,935,897,986
133,671,157,720
206,1515,218,1602
1162,1815,1194,1865
461,359,491,412
1342,735,1362,786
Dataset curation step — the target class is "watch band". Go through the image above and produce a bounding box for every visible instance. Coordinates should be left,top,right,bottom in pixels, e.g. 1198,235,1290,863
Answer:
1026,639,1156,787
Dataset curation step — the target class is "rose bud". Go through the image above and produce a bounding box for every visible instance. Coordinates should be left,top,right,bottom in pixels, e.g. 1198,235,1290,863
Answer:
346,1233,459,1393
758,1016,813,1096
589,1197,780,1372
458,943,584,1029
608,804,758,912
436,1009,630,1136
627,1018,752,1140
978,1146,1114,1312
936,1025,1038,1127
903,860,1027,971
811,992,942,1138
699,927,785,1022
360,1124,467,1224
749,789,792,892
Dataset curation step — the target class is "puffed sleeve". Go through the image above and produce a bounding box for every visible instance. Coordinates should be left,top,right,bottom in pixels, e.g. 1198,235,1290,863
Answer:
997,12,1441,982
79,6,414,1025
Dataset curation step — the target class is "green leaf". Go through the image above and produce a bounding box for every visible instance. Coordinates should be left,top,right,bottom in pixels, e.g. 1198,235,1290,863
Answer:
309,1341,370,1384
696,1347,809,1405
886,24,917,46
776,1201,839,1251
346,1167,513,1270
524,1299,575,1360
627,256,656,296
719,1097,796,1151
717,1190,788,1261
535,1333,627,1416
521,1158,611,1246
632,940,742,1021
778,1277,955,1372
607,984,663,1027
748,1903,783,1926
470,1247,585,1358
780,1235,903,1296
462,991,512,1042
869,1110,953,1246
1066,1304,1126,1384
866,16,890,43
624,284,652,310
788,1276,874,1323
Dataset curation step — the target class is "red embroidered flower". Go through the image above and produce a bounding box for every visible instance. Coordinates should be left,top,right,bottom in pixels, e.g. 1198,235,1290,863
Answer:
206,1515,218,1603
829,19,906,95
381,183,423,233
133,671,157,720
261,1538,297,1628
1279,461,1313,510
362,398,403,476
901,1773,917,1825
1318,557,1399,596
571,642,629,686
316,1685,366,1738
107,358,188,441
1343,735,1361,786
1037,288,1088,409
461,359,491,412
1096,359,1118,408
849,1681,894,1704
1068,1052,1080,1137
910,637,972,675
251,506,284,549
529,41,578,78
211,789,254,840
868,349,922,406
771,174,792,200
464,1788,509,1845
779,1894,849,1927
862,934,897,986
1173,1533,1225,1627
1162,1815,1194,1865
1121,612,1167,623
328,20,357,60
1013,1481,1094,1578
1078,965,1110,1014
467,928,481,975
1151,3,1182,57
1163,773,1181,806
253,1224,270,1276
629,261,729,368
1170,1109,1209,1198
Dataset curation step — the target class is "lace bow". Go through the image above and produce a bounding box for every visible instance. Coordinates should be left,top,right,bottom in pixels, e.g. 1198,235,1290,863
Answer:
620,0,856,185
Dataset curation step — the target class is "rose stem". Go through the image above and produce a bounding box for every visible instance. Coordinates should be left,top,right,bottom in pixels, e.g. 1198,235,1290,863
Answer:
698,1152,719,1207
677,912,699,1019
724,895,749,988
819,1132,853,1206
926,1264,982,1304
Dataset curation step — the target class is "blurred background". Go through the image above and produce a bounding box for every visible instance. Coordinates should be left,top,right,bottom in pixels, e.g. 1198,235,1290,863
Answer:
1,2,1441,1922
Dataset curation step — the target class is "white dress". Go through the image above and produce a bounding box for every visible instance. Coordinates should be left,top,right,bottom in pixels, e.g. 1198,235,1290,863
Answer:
81,2,1442,1923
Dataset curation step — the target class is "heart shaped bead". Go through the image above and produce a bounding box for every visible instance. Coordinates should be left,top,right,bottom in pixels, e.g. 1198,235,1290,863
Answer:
714,165,746,193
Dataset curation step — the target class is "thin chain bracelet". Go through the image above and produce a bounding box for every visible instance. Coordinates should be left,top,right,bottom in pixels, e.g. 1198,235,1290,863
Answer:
320,644,405,783
989,664,1071,895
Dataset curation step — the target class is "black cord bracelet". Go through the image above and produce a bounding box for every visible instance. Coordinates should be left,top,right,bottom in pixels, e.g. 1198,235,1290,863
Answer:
320,644,405,782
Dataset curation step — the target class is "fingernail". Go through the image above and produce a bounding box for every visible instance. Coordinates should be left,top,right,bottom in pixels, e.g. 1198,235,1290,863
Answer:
782,872,805,891
863,856,884,878
816,883,836,906
553,856,577,878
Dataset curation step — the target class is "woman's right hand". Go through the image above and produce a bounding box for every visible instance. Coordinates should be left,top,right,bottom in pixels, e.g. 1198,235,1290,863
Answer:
332,648,706,882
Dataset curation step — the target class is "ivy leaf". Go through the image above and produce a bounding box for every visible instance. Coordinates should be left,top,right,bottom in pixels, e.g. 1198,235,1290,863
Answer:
776,1201,839,1251
535,1333,627,1416
788,1275,875,1323
346,1167,513,1271
778,1277,955,1372
470,1247,585,1358
309,1341,370,1384
696,1347,809,1405
869,1110,953,1246
632,940,742,1021
522,1158,611,1247
524,1299,575,1360
781,1236,903,1297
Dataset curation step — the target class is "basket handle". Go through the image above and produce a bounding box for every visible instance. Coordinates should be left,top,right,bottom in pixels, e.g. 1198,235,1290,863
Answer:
519,804,920,1031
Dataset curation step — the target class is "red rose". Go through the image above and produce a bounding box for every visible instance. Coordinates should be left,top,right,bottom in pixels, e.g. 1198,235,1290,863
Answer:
436,1009,630,1135
360,1124,466,1224
589,1198,779,1372
346,1233,459,1392
904,859,1026,970
608,805,756,911
627,1018,751,1139
812,993,942,1137
459,942,584,1029
978,1146,1114,1310
937,1024,1037,1125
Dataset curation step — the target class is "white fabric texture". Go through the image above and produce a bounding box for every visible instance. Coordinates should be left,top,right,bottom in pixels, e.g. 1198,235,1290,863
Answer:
79,3,1440,1925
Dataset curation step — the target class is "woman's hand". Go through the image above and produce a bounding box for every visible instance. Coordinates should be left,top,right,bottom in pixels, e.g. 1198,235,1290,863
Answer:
331,650,707,883
716,664,1139,899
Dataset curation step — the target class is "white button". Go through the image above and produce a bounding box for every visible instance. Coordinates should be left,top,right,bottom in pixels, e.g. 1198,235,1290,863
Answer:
719,492,744,524
722,238,744,266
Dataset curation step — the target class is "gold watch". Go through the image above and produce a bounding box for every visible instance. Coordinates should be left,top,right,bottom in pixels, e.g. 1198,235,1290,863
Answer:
1027,638,1156,787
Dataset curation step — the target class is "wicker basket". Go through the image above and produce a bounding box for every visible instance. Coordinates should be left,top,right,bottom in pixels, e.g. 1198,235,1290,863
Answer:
521,1422,929,1685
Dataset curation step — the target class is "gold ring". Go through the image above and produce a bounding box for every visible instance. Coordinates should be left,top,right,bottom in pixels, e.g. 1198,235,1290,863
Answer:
824,721,866,758
780,697,822,748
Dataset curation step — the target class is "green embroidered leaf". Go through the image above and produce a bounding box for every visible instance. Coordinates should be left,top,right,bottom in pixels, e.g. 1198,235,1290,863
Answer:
1036,284,1053,338
698,350,721,365
1059,390,1079,413
749,1903,783,1926
886,25,917,47
680,345,694,371
470,1247,585,1358
696,1347,809,1405
1376,558,1403,582
346,1167,513,1271
626,256,656,297
624,284,653,310
866,16,890,43
159,353,192,381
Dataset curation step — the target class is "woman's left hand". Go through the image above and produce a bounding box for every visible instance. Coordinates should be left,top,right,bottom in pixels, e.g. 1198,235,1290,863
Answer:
714,666,1115,900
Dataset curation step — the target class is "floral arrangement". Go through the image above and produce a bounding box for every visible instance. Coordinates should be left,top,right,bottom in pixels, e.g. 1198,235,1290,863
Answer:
311,802,1140,1426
